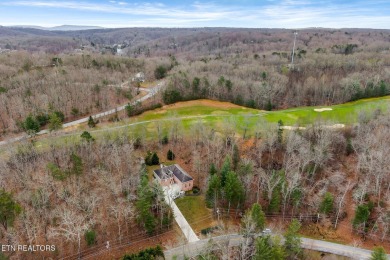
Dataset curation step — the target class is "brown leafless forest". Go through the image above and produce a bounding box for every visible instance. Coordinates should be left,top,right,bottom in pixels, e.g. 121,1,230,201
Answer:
0,107,389,258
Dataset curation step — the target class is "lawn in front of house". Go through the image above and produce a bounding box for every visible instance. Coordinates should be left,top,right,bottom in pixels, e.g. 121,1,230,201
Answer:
175,195,215,233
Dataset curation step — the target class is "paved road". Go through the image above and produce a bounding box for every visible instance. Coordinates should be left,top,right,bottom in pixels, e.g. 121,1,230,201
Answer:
0,82,164,147
164,234,390,260
163,186,199,243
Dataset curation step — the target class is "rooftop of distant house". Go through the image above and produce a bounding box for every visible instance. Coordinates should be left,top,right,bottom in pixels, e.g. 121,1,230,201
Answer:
154,164,193,183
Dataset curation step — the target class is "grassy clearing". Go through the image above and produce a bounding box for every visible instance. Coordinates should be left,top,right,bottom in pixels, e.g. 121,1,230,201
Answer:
18,96,390,150
106,96,390,139
264,95,390,125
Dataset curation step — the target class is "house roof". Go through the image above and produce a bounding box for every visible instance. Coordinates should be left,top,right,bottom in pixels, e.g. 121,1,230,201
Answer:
154,164,193,183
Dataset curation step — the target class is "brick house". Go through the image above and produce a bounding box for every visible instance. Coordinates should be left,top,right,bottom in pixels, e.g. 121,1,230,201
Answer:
153,164,194,191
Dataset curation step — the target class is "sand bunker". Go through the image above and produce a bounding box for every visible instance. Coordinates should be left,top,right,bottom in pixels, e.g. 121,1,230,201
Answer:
314,108,333,112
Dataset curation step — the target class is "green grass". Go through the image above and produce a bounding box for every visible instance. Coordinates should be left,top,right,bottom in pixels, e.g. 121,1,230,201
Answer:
106,96,390,139
176,196,210,223
264,96,390,125
11,96,390,151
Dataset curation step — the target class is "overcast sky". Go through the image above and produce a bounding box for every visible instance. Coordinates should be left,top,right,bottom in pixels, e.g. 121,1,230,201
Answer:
0,0,389,29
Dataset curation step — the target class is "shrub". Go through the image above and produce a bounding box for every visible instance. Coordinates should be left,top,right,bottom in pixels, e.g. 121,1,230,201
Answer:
0,87,7,94
122,245,164,260
36,113,49,126
154,65,167,79
192,186,200,195
201,226,219,235
47,162,67,180
145,152,159,166
80,131,95,142
85,230,97,246
370,247,387,260
163,89,182,104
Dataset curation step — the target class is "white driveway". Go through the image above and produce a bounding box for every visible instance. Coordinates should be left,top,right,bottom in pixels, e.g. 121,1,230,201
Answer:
163,186,199,243
165,234,389,260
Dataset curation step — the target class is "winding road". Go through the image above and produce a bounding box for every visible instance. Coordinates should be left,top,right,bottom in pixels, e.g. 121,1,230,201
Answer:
0,81,164,147
164,234,390,260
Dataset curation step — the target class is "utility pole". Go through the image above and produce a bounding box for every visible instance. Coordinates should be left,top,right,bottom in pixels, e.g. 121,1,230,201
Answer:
291,31,298,68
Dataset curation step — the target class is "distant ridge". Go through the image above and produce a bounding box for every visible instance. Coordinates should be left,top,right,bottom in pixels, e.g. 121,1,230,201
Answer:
8,25,105,31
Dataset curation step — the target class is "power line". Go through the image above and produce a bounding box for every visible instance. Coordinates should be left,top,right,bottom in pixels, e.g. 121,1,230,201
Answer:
291,31,298,68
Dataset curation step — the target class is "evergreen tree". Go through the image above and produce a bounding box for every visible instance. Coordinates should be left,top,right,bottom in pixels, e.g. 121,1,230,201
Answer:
353,204,370,228
145,152,153,166
206,175,221,208
23,115,40,135
319,192,334,215
36,113,49,126
167,149,175,160
70,152,83,175
220,156,231,187
254,235,273,260
284,219,302,258
154,65,167,79
125,103,134,117
266,99,273,111
270,236,287,260
0,189,22,230
254,236,273,260
250,203,266,232
85,230,96,246
370,247,387,260
88,116,96,128
80,131,94,142
261,71,267,80
151,152,160,165
232,144,240,170
277,119,284,144
224,171,245,212
161,135,169,145
209,163,218,176
48,112,62,131
47,162,67,180
254,235,286,260
346,137,354,155
54,111,65,122
135,167,156,234
268,182,282,213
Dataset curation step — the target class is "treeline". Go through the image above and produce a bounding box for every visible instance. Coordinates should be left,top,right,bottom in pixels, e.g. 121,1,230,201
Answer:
162,50,390,110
